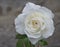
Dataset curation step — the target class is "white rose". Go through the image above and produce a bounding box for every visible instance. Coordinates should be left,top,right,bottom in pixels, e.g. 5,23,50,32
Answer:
15,2,55,45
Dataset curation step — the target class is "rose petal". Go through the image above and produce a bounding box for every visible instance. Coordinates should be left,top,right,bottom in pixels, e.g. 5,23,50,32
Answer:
29,38,41,45
22,2,54,19
22,2,41,13
15,13,27,34
41,7,54,19
42,19,55,38
25,30,41,38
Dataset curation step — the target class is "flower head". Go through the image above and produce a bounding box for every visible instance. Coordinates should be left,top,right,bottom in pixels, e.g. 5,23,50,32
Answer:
15,2,55,45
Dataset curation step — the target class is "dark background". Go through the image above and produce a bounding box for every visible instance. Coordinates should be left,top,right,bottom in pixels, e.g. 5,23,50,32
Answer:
0,0,60,47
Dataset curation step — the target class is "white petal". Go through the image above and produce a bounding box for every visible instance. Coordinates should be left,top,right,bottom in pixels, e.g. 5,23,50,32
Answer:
15,13,27,34
42,19,55,38
29,38,41,45
22,2,54,19
41,7,54,19
22,2,41,13
25,29,42,38
22,2,54,18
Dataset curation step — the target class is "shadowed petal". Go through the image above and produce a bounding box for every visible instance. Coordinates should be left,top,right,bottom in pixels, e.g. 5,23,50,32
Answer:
15,13,27,34
29,38,41,45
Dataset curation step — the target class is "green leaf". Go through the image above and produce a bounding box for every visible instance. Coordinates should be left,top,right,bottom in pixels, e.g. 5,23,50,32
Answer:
16,34,27,39
39,39,48,46
23,38,35,47
23,38,31,47
16,34,35,47
16,38,35,47
16,39,24,47
31,44,35,47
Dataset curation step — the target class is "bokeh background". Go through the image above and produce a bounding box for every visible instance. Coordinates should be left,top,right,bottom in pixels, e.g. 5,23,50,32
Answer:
0,0,60,47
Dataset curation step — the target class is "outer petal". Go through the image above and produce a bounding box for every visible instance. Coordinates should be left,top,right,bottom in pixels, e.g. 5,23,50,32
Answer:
22,2,54,19
42,19,55,38
22,2,41,13
15,13,27,34
25,30,41,38
41,7,54,19
29,37,41,45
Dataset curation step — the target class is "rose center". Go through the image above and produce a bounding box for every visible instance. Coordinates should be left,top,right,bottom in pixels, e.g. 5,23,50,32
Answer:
32,20,38,25
31,20,40,29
